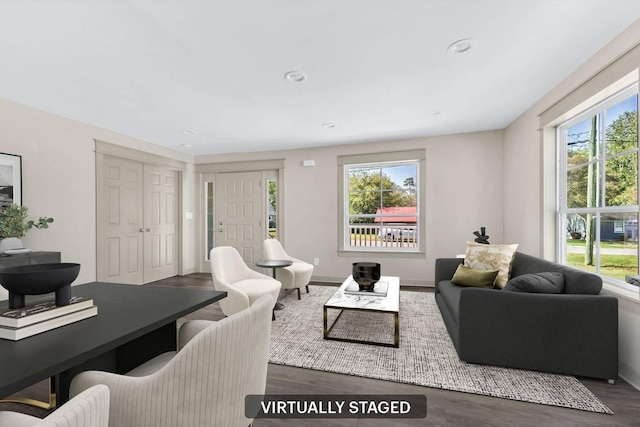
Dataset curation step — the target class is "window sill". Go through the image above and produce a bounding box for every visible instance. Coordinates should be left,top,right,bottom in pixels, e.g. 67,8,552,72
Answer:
602,282,640,304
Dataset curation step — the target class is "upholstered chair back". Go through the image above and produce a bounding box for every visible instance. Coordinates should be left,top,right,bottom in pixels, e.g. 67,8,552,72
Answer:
70,295,273,427
263,239,289,260
210,246,254,286
0,384,109,427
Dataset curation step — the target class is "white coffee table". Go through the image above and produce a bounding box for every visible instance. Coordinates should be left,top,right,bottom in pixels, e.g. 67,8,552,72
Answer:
323,275,400,348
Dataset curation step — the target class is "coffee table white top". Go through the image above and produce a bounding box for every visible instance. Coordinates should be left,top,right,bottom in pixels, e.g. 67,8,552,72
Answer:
324,275,399,313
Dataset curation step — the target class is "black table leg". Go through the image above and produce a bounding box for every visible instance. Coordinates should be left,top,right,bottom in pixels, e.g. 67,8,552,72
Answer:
271,267,285,310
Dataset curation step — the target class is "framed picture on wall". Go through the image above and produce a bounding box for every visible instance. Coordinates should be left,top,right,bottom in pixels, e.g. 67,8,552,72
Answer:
0,153,22,209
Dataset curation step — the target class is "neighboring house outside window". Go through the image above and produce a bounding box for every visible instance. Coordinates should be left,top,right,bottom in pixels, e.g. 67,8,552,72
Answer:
558,84,639,291
338,150,425,254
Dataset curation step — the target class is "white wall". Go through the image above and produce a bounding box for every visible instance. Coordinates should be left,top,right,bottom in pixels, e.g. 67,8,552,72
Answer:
197,129,505,285
503,19,640,390
0,97,504,289
0,97,194,285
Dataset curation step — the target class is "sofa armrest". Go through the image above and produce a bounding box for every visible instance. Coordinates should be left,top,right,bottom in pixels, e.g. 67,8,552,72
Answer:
434,258,464,292
457,288,618,380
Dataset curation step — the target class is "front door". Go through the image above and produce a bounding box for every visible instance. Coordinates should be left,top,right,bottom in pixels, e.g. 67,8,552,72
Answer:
214,171,263,265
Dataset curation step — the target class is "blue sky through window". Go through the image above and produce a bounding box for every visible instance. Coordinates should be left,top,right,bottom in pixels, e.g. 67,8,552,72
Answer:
383,164,417,188
568,94,638,144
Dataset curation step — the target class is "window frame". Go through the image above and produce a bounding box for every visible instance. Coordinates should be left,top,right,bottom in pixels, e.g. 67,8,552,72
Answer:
338,149,426,256
557,84,639,291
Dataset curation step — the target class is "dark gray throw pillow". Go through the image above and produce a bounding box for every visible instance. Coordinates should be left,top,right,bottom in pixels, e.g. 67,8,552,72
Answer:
502,272,564,293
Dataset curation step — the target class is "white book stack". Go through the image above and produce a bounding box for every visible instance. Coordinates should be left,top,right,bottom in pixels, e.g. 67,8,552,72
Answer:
0,296,97,341
344,280,389,297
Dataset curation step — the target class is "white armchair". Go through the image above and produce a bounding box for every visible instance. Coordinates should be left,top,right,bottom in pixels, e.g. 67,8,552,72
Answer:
210,246,281,319
263,239,314,299
69,294,274,427
0,384,109,427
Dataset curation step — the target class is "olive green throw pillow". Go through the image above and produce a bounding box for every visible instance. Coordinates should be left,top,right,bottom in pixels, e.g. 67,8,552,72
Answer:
451,264,499,288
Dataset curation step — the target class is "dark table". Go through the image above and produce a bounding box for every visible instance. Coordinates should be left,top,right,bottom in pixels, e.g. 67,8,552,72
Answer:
255,259,292,310
0,282,226,405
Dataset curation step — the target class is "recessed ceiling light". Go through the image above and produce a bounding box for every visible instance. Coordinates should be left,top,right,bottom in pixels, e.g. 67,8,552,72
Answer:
322,123,336,129
182,129,198,135
447,38,476,54
284,71,308,83
431,109,442,116
181,143,192,148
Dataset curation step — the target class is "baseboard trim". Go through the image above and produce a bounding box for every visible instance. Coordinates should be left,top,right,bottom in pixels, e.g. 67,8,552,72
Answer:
619,361,640,391
181,267,196,276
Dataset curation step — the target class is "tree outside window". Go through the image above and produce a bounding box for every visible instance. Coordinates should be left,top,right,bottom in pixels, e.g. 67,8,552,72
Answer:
561,88,639,287
346,162,418,250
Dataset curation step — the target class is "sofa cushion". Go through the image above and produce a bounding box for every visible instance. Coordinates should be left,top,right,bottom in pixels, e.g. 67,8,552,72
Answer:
510,252,602,295
503,272,564,293
464,241,518,288
451,264,499,288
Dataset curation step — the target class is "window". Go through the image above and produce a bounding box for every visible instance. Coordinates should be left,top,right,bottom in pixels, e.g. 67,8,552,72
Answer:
206,181,214,257
267,177,277,239
614,221,624,234
558,85,639,290
338,150,425,253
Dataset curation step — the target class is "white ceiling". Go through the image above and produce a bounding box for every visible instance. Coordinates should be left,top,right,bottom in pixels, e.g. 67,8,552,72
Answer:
1,1,639,156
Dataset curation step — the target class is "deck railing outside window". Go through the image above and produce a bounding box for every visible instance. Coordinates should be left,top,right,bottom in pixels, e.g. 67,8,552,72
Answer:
349,224,418,248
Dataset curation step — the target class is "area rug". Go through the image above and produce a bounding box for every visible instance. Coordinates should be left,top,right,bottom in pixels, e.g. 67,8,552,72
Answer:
269,285,613,414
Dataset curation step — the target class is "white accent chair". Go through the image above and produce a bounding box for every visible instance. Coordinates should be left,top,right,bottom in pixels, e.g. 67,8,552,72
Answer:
263,239,314,299
69,294,274,427
210,246,281,320
0,384,109,427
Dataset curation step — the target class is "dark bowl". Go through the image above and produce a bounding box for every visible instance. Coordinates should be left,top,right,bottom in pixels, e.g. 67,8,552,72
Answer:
352,262,381,291
0,263,80,296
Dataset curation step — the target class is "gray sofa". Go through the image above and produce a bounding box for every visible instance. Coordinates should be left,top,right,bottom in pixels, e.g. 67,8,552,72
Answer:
435,252,618,381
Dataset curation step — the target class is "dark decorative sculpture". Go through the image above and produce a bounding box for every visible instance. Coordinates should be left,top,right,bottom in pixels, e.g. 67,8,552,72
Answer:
0,263,80,309
352,262,381,291
473,227,490,244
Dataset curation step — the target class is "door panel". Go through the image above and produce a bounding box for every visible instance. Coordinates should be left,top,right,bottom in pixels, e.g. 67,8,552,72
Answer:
97,157,144,284
143,165,179,283
215,171,263,266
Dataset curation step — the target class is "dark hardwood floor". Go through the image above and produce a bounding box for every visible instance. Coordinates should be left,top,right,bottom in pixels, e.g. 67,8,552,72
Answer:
155,274,640,427
2,273,639,426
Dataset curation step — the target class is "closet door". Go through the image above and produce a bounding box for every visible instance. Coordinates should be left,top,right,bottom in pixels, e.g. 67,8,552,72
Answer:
97,156,179,284
97,156,145,284
143,165,178,283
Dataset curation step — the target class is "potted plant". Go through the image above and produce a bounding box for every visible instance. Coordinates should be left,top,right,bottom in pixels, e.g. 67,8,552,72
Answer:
0,204,54,253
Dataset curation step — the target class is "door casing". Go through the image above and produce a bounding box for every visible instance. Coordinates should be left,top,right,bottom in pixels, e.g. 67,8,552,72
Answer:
195,159,284,273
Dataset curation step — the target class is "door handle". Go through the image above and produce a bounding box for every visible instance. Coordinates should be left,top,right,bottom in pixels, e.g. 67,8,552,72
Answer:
139,228,145,232
145,228,151,232
218,228,223,232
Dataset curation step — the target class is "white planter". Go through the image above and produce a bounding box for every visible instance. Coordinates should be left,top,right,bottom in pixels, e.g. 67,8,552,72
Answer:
0,237,24,254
